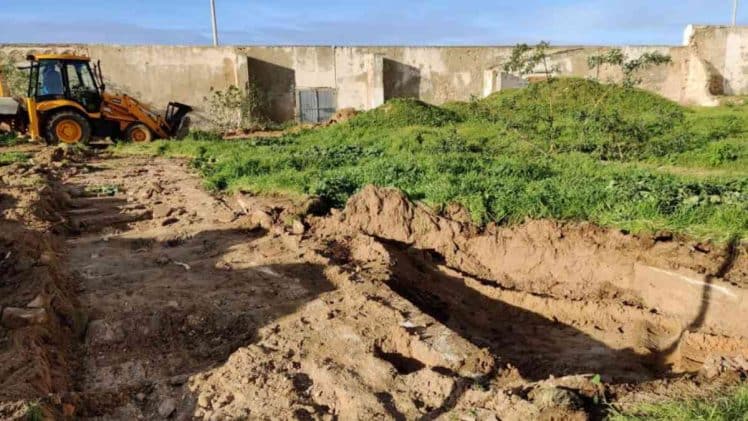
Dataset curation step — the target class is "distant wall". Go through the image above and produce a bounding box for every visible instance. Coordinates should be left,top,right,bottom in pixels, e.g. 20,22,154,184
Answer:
1,25,746,125
686,25,748,96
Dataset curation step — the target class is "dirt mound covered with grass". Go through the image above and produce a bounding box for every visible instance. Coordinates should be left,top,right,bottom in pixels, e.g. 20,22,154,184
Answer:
348,98,461,128
446,77,699,160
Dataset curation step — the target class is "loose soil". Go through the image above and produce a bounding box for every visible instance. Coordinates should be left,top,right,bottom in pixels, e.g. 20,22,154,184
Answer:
0,146,746,420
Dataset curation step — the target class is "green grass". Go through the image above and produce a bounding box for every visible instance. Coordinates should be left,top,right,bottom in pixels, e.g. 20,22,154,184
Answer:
0,151,30,166
0,132,22,147
116,78,748,241
24,402,43,421
610,386,748,420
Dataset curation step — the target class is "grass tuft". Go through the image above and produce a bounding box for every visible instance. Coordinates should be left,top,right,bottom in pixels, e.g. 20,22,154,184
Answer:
0,151,30,166
609,386,748,421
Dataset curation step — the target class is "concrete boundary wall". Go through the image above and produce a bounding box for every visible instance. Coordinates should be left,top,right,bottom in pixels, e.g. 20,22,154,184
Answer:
0,25,744,123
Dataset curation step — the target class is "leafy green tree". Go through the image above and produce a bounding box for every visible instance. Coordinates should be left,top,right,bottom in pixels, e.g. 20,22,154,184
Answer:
503,41,558,80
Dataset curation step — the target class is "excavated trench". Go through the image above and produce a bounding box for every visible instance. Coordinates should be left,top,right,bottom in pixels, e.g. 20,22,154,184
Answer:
1,148,746,420
382,241,675,383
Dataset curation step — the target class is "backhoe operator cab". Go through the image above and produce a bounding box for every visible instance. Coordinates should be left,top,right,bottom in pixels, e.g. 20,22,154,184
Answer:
27,55,103,143
23,54,191,144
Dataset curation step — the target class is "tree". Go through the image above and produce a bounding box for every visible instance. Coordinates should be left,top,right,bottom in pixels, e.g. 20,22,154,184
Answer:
587,49,671,88
503,42,561,146
503,41,558,81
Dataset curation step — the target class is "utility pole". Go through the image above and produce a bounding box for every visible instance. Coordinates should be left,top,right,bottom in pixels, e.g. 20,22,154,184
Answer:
734,0,739,26
210,0,220,46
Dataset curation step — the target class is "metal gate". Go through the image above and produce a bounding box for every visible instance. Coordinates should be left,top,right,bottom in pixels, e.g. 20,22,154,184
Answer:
297,88,336,123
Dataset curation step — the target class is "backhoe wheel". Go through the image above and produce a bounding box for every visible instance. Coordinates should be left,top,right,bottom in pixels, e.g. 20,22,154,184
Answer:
45,111,91,144
125,123,153,143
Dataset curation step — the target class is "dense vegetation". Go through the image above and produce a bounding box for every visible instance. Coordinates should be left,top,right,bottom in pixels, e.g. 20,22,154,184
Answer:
117,78,748,241
610,386,748,421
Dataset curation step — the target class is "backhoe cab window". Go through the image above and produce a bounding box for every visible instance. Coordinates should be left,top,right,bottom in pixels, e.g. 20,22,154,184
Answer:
65,62,100,111
38,62,64,97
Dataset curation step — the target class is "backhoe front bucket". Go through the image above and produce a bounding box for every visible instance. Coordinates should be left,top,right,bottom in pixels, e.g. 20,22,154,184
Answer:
165,102,192,138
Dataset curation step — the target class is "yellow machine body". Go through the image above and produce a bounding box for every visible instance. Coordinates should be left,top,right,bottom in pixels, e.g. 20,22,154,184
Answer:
0,54,190,144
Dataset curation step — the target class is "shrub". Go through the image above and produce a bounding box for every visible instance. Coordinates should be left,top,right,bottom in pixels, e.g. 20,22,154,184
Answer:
203,81,269,133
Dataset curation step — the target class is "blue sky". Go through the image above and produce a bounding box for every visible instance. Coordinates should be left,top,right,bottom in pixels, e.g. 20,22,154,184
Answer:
0,1,744,46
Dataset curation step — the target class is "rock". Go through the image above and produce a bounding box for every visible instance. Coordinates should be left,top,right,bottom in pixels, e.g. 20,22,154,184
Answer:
290,219,306,235
1,307,48,328
135,392,146,401
156,255,170,265
27,294,47,308
249,210,273,230
169,374,189,386
158,398,177,418
528,386,583,411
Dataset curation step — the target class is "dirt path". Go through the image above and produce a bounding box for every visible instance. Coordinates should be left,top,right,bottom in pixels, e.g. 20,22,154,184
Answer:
63,156,336,419
1,148,746,420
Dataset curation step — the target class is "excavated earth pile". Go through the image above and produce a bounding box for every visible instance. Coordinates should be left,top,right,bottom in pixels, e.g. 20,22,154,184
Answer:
0,147,746,420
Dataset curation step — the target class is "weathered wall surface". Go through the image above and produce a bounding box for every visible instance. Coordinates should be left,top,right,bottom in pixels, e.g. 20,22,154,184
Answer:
687,25,748,96
89,45,246,120
2,25,747,124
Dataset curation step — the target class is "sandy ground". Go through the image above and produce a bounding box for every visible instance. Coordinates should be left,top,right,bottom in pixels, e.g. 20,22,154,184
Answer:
0,145,746,420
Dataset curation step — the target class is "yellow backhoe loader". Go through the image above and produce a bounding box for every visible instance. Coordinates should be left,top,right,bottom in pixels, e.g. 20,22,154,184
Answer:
0,54,191,144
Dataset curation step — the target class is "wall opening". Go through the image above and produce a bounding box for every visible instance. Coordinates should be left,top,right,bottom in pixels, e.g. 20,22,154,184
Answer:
297,88,337,123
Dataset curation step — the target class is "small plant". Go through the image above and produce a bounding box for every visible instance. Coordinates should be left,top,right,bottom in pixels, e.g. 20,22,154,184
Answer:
708,143,740,166
25,402,43,421
203,79,269,133
85,184,119,196
587,49,672,88
0,151,30,166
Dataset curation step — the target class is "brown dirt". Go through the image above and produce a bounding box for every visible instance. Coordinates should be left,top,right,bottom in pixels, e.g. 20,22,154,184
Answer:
326,107,359,125
0,148,746,420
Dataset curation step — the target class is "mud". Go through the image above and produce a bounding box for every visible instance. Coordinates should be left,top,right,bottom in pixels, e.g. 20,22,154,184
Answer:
0,146,745,420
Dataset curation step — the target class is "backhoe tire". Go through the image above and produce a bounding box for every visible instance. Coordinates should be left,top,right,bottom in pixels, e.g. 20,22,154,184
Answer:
125,123,153,143
45,110,91,145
